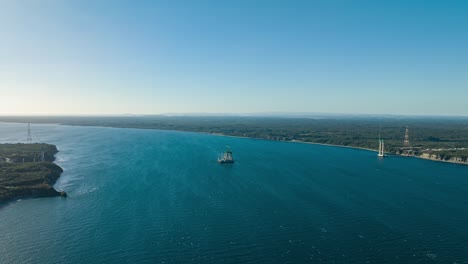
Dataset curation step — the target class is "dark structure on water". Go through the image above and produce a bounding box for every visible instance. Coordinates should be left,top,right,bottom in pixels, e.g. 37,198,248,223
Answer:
218,147,234,163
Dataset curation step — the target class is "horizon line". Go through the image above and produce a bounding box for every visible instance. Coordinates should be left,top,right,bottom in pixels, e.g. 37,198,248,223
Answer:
1,112,468,118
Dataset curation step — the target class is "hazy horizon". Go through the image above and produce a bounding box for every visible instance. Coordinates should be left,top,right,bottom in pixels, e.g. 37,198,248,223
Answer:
1,111,468,119
1,1,467,116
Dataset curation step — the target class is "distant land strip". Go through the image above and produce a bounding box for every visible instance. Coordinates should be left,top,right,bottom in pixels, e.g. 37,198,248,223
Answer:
1,115,467,165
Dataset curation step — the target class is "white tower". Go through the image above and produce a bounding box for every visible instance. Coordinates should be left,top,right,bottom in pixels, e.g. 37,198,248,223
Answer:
378,139,385,157
404,126,410,147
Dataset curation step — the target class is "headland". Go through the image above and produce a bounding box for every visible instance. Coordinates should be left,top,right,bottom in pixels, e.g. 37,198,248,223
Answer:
0,143,66,204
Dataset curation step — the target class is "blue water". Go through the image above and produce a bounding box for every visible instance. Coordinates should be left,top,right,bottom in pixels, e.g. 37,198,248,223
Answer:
1,122,467,263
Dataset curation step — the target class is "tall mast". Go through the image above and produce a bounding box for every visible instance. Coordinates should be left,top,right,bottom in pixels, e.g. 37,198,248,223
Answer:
378,128,384,157
404,126,410,146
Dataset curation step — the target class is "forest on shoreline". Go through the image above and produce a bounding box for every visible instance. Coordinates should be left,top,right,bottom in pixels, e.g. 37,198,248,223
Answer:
1,115,467,161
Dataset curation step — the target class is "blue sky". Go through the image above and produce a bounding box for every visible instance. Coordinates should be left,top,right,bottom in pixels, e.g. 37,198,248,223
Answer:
1,0,467,115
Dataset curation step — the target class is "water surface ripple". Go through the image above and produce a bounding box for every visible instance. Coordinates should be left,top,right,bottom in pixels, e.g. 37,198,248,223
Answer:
1,123,467,263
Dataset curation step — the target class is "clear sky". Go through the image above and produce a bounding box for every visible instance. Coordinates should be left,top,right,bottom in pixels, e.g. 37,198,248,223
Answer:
1,0,467,116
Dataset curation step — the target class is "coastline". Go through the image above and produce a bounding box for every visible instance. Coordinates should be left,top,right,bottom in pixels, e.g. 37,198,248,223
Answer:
0,166,66,205
209,132,468,166
0,144,67,205
211,132,378,152
413,154,468,166
1,121,466,167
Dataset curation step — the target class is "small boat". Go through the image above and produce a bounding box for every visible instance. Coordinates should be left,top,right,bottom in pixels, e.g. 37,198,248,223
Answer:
218,147,234,163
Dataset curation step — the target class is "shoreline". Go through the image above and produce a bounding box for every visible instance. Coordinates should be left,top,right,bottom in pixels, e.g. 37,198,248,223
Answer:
209,132,379,152
1,121,466,166
413,155,468,166
209,132,468,166
0,143,67,205
0,168,66,205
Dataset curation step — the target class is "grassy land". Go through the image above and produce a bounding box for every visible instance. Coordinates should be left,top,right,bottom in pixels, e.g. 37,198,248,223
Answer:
0,143,58,163
0,143,65,203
